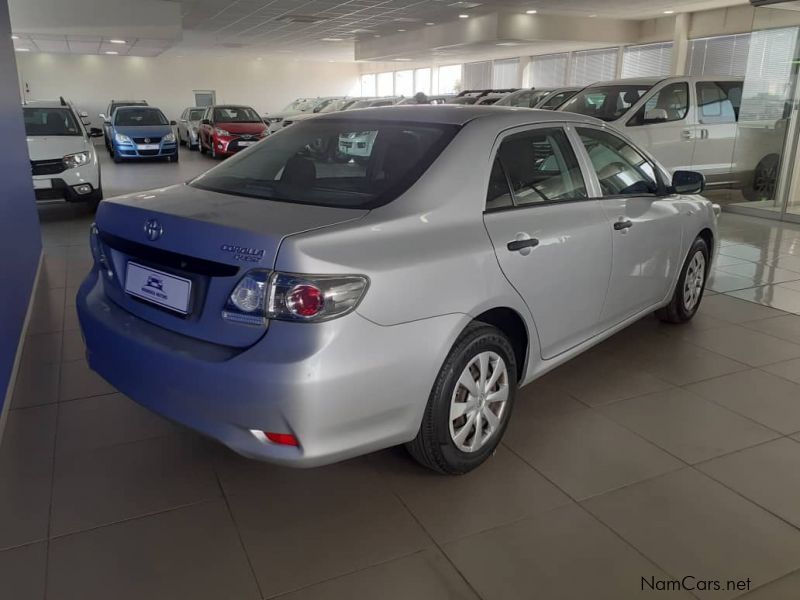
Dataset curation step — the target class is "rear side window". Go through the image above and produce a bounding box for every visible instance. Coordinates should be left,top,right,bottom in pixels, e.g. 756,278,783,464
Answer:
578,128,658,196
489,128,587,207
628,82,689,126
486,159,513,210
696,82,739,124
191,119,458,209
539,91,576,110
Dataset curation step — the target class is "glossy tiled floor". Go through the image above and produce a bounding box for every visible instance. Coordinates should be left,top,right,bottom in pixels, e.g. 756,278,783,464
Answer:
4,149,800,599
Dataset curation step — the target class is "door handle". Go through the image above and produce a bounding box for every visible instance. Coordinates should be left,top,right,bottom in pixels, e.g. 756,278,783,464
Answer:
507,238,540,252
681,129,693,141
613,219,633,231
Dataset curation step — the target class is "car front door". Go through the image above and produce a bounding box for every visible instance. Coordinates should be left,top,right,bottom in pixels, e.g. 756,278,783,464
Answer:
576,127,684,325
691,81,741,187
482,125,613,360
622,80,694,174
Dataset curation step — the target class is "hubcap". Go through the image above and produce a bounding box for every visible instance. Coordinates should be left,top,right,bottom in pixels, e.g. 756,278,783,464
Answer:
449,351,509,453
683,251,706,312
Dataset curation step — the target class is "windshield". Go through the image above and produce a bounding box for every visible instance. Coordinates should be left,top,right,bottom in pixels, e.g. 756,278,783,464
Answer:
540,90,577,110
559,85,653,122
188,109,205,121
24,107,82,137
281,99,308,112
213,106,262,123
447,97,478,105
114,108,168,127
190,119,458,210
346,100,377,110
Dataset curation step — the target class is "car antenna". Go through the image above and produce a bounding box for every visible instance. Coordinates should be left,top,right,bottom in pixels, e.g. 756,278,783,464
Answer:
60,96,67,106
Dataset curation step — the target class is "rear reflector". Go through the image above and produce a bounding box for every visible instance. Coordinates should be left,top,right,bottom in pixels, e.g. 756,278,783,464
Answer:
265,432,299,446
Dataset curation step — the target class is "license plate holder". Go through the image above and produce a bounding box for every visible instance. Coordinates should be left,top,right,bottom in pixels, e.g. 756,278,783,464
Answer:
124,262,192,314
33,179,52,190
137,144,160,151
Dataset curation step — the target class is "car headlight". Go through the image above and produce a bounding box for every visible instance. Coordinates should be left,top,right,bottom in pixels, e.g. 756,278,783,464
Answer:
215,128,231,137
163,132,176,143
114,133,132,145
63,151,91,169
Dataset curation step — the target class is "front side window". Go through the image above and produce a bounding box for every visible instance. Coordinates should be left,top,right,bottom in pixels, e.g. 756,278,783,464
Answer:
23,108,81,136
213,106,261,123
188,109,205,121
114,108,168,127
628,82,689,126
190,119,458,210
578,128,658,196
696,82,739,124
492,128,587,206
560,85,653,122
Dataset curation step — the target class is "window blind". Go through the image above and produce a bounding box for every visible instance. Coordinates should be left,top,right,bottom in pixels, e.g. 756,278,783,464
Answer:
622,43,674,78
686,33,751,77
569,48,619,86
493,58,520,88
463,61,492,90
528,53,568,87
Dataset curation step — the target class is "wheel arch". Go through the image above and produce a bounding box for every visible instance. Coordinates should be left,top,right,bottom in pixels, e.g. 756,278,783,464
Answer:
471,307,529,381
697,227,714,260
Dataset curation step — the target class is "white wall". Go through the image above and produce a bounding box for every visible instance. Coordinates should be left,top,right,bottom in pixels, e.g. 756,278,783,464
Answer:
15,53,360,127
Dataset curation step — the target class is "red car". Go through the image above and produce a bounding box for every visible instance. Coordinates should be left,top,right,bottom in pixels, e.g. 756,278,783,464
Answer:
199,104,267,158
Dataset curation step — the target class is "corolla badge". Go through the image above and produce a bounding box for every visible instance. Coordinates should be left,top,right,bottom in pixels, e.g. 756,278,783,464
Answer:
144,218,163,241
221,244,265,263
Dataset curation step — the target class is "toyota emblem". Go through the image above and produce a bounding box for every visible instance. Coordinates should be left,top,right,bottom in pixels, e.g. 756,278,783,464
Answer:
144,218,163,241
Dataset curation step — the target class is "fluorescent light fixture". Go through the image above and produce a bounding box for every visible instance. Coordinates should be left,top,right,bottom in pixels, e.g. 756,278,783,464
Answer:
663,10,675,14
321,37,343,41
11,35,19,40
589,14,597,17
15,47,30,52
525,9,537,14
496,42,521,46
104,51,119,55
397,28,406,32
426,22,435,25
394,58,412,61
109,39,127,44
458,14,469,18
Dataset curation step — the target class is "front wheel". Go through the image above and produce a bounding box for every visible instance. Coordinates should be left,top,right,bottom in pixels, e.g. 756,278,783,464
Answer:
744,154,779,202
657,237,709,324
406,322,517,475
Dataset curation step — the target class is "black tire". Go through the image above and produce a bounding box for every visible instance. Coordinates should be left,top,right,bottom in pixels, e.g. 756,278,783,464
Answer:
210,141,217,159
199,138,207,155
406,322,518,475
178,130,186,146
657,237,710,324
743,154,780,202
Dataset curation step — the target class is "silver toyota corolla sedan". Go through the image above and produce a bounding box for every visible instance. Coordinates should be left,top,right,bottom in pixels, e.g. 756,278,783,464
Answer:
77,106,717,474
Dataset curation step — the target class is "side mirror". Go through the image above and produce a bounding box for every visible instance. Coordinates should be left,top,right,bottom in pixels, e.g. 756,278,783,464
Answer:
643,108,669,123
99,113,107,121
671,170,705,195
201,119,211,125
170,120,177,126
89,127,104,138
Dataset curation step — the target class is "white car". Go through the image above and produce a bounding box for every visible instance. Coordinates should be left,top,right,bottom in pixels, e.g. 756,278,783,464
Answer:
264,97,344,134
559,76,786,201
23,98,103,208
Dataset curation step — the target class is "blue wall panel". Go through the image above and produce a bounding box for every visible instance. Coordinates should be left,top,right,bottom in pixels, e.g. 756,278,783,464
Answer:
0,0,42,410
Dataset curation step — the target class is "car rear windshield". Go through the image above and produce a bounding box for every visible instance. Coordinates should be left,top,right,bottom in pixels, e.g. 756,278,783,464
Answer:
213,106,262,123
115,108,168,127
190,119,459,209
188,109,205,120
24,108,82,136
559,85,653,122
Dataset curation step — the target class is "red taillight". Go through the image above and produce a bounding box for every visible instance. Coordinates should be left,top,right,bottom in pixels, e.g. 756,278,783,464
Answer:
286,284,324,317
265,432,299,446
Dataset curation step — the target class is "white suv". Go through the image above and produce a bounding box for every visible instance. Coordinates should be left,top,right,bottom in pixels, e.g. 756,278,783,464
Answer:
23,98,103,208
559,76,785,201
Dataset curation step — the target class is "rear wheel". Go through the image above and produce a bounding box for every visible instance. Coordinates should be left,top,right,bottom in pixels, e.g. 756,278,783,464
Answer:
744,154,779,202
406,322,517,474
657,237,709,324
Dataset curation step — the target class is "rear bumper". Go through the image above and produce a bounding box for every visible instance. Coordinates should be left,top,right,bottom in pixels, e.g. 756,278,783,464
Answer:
76,269,466,467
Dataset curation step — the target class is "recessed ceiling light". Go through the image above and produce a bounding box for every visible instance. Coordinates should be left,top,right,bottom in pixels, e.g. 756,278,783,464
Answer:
394,58,412,61
458,14,469,18
525,9,537,14
109,39,127,44
663,10,675,14
11,35,19,40
321,37,343,41
397,28,406,32
15,47,30,52
426,22,435,25
589,14,597,17
373,34,381,38
104,51,119,55
496,42,521,46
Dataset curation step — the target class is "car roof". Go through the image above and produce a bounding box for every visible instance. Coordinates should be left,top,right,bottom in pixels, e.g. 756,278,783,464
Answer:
584,75,744,88
313,104,604,127
115,105,160,111
22,100,74,109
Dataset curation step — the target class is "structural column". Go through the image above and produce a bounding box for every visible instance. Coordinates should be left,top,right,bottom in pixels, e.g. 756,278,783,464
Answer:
671,13,690,75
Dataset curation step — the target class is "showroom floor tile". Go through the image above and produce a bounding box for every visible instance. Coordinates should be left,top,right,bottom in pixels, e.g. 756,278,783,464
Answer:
5,157,800,599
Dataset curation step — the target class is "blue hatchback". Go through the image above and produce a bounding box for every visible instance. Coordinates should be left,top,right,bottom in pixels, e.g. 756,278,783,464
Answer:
108,106,178,163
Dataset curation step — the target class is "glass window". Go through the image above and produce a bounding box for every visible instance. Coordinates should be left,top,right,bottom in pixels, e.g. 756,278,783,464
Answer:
414,68,432,95
560,85,652,122
23,107,82,136
212,106,261,123
114,107,168,127
395,70,413,97
190,120,459,210
438,64,462,94
377,72,394,96
188,108,206,121
578,128,659,196
539,90,577,110
486,159,513,210
495,128,587,205
360,74,376,97
696,82,739,124
628,82,689,126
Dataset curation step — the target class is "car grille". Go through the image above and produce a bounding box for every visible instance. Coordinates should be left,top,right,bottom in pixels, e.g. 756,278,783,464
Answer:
133,137,162,144
138,149,160,156
31,159,66,176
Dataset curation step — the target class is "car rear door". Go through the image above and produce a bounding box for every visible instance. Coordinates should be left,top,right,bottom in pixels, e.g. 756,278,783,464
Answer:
482,124,613,360
691,80,741,187
575,126,683,325
622,80,694,174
